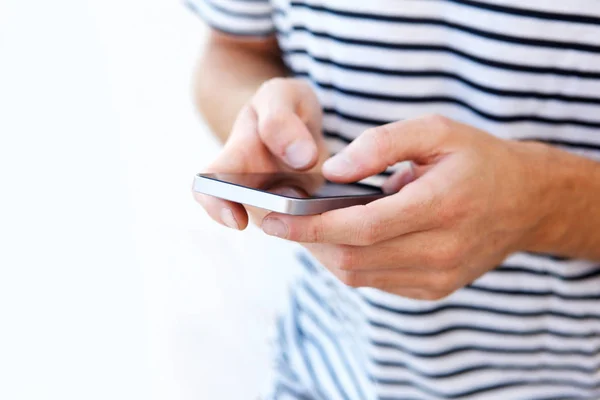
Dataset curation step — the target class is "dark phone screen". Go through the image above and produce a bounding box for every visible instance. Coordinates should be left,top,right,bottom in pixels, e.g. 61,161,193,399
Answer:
200,173,383,199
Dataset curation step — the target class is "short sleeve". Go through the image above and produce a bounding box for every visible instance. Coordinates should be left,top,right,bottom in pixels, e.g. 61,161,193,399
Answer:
185,0,275,37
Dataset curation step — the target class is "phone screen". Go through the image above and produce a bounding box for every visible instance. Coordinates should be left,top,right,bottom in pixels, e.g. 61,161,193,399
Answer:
199,173,383,199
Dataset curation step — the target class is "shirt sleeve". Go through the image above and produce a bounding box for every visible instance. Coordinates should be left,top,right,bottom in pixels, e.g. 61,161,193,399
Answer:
185,0,275,37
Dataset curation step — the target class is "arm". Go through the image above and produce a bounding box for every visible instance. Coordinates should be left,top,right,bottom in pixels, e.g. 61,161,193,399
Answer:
521,141,600,261
258,115,600,300
194,31,287,142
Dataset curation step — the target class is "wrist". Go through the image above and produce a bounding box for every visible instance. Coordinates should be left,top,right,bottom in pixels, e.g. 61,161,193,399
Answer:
510,141,568,253
510,140,582,255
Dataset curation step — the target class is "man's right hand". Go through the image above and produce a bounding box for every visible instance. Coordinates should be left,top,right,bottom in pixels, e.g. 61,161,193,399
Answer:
194,78,328,230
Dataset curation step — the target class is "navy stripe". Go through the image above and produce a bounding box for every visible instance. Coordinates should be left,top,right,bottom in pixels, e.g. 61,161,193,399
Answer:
277,317,293,367
523,251,572,261
441,0,600,26
298,279,347,322
276,25,600,80
285,49,600,105
296,292,368,400
321,108,600,151
323,129,354,144
493,264,600,282
291,297,325,400
288,1,600,54
324,107,600,150
324,131,600,172
369,318,599,340
300,280,370,334
274,382,313,400
520,138,600,152
276,358,300,383
305,277,600,338
325,130,600,166
295,301,352,400
466,284,600,300
361,294,600,320
373,357,600,378
375,376,597,399
534,397,576,400
317,82,600,129
295,251,319,274
372,338,600,358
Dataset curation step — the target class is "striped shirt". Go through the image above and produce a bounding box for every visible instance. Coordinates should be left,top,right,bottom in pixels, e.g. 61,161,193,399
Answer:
188,1,600,399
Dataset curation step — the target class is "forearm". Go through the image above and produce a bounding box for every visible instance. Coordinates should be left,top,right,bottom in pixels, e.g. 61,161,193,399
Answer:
520,141,600,261
194,32,287,143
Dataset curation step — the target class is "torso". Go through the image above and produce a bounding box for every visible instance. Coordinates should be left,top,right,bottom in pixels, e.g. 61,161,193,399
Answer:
270,1,600,398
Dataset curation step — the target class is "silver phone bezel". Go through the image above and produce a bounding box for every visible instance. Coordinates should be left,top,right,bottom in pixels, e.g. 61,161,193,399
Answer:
193,174,386,215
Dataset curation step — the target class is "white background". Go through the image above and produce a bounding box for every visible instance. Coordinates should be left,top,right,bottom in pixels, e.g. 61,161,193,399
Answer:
0,1,300,399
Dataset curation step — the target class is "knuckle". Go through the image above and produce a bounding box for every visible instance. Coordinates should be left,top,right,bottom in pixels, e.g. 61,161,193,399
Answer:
289,78,312,92
337,270,362,288
369,275,392,291
423,114,453,136
437,202,459,225
307,217,325,243
363,125,394,165
420,289,452,301
411,178,439,214
429,242,463,269
354,207,381,245
427,271,457,294
332,246,357,271
438,190,470,225
259,111,287,141
258,77,286,94
357,222,378,246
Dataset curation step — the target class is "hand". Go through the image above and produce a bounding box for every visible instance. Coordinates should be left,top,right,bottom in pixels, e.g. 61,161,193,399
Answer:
195,78,329,229
260,115,547,300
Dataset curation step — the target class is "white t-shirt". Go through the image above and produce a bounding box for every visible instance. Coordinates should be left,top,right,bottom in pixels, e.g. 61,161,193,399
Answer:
188,1,600,399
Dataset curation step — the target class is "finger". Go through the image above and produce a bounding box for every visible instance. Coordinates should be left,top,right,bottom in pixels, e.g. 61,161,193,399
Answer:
252,79,320,170
261,178,439,245
211,105,271,172
322,114,455,182
304,243,455,299
194,108,257,230
194,105,266,229
193,191,249,230
302,229,453,272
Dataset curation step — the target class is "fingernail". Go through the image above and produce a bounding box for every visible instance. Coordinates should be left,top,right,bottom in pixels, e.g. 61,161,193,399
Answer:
262,218,288,238
220,208,239,230
382,170,413,194
382,163,416,194
323,153,355,177
402,163,416,186
284,139,315,169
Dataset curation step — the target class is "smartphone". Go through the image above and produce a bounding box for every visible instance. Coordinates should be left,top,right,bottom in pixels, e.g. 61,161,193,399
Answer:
193,173,389,215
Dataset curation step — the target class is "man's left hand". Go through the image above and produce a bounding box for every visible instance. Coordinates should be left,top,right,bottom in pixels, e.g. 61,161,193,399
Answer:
260,114,550,300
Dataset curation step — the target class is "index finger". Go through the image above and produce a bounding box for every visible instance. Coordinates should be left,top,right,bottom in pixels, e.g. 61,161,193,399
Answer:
252,79,321,170
261,177,439,245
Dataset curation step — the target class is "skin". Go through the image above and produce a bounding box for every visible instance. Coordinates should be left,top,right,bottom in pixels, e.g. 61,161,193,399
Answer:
194,31,328,227
194,30,600,300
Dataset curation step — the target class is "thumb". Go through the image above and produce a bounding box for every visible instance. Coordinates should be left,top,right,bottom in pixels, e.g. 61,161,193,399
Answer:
322,115,452,182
